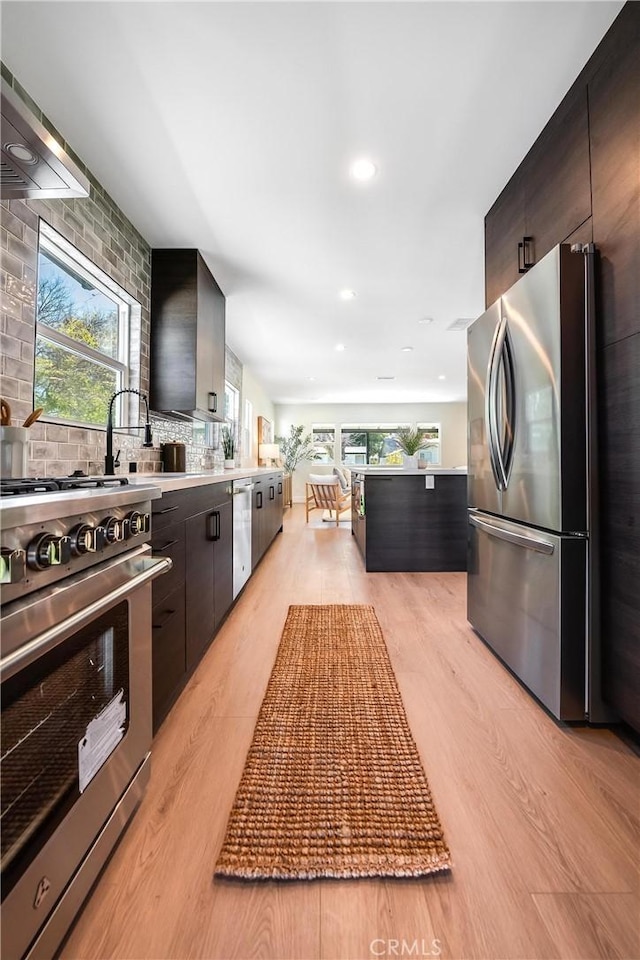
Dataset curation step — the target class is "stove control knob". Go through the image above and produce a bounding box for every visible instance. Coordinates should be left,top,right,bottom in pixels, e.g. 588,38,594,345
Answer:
101,516,125,545
125,511,150,537
26,534,72,571
0,547,26,583
69,523,105,556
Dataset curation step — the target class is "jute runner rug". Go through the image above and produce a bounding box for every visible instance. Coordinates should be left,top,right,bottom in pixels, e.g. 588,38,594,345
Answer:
215,604,451,880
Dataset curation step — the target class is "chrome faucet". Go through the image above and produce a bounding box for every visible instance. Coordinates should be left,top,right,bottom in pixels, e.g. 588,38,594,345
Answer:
104,388,153,475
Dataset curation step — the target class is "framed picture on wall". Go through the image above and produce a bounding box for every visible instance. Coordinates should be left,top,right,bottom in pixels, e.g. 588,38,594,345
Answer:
258,416,272,444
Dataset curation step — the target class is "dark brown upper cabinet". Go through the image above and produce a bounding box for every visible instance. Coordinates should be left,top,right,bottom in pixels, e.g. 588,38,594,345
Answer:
485,83,591,307
589,9,640,347
150,249,225,421
484,169,526,307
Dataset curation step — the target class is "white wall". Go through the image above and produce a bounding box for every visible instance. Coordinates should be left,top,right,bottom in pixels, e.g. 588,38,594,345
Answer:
274,401,467,501
241,366,276,467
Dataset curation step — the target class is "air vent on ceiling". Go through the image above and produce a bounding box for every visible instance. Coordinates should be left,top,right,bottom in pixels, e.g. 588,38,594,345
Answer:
376,376,396,381
447,317,475,331
1,80,89,200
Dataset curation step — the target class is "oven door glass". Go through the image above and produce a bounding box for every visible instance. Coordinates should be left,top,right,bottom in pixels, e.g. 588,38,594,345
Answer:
1,600,130,900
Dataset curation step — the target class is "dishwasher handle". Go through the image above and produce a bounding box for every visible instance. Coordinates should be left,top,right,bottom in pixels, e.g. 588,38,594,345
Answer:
233,483,255,494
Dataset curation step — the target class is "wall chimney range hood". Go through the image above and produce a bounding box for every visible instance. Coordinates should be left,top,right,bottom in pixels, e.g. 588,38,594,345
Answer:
1,80,89,200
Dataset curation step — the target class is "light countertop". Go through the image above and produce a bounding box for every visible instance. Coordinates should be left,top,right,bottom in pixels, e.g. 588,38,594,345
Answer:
349,467,467,477
122,466,283,493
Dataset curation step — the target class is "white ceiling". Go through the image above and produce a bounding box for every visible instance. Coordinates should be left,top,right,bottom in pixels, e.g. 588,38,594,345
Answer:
1,1,622,405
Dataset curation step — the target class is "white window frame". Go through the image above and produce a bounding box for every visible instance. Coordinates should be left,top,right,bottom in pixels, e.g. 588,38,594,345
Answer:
416,422,442,465
35,221,136,427
311,423,336,464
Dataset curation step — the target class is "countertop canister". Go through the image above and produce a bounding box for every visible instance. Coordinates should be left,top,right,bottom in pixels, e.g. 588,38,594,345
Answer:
0,426,29,478
161,442,186,473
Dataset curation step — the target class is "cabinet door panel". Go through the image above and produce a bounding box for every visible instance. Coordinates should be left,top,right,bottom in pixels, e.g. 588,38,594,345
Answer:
600,333,640,731
252,481,265,568
589,13,640,346
196,254,225,417
150,519,185,605
213,500,233,630
150,249,225,420
152,585,186,733
524,84,592,265
185,512,215,670
484,170,526,307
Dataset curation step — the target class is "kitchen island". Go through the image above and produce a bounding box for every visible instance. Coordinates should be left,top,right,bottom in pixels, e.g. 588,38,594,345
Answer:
351,468,467,572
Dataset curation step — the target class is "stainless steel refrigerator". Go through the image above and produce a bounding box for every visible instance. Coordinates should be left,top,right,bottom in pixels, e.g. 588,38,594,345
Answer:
467,242,609,722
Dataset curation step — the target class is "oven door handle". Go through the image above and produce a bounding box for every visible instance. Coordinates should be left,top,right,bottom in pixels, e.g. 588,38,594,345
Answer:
0,555,172,681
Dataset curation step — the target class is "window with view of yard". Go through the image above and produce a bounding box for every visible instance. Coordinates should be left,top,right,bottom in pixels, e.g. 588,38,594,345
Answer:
35,223,139,427
311,425,335,463
340,423,441,466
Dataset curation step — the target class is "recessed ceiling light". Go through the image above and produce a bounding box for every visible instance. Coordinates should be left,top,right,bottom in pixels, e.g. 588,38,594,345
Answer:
350,158,377,181
438,375,446,380
376,376,396,381
340,289,357,300
335,344,346,352
401,346,413,352
417,317,434,325
306,376,316,381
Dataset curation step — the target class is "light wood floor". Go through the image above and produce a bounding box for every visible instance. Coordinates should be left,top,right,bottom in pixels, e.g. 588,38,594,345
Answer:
62,506,639,960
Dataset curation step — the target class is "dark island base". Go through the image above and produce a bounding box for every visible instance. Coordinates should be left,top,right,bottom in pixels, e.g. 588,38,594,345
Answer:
351,473,467,572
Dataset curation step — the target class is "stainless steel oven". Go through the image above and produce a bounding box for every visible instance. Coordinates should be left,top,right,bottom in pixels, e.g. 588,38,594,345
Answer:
0,478,171,960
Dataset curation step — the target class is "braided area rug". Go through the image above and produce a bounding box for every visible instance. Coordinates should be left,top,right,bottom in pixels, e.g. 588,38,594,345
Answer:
215,604,451,880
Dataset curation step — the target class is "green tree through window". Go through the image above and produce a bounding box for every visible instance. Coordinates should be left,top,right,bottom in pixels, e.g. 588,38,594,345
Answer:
34,224,135,426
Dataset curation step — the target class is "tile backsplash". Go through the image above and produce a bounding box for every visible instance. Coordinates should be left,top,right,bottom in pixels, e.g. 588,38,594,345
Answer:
22,416,224,477
1,64,241,478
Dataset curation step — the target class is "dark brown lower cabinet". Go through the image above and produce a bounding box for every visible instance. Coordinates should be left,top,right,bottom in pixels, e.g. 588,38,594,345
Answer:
151,476,281,733
252,472,283,569
150,482,233,732
151,586,186,733
185,509,216,671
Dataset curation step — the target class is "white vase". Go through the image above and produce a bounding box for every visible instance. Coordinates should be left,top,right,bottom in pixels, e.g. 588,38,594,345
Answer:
224,459,235,469
402,453,418,469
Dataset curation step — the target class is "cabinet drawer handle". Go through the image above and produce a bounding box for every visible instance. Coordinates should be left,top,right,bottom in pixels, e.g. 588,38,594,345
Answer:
269,486,275,500
256,491,263,509
277,482,282,495
155,504,179,516
152,538,179,553
208,391,217,413
518,235,534,274
206,511,221,541
153,607,178,630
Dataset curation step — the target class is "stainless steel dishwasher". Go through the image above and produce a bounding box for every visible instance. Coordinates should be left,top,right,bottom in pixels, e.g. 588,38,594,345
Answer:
232,479,254,598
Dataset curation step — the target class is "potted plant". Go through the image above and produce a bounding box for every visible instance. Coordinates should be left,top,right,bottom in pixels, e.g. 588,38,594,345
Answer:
221,426,235,468
395,427,428,469
275,425,318,475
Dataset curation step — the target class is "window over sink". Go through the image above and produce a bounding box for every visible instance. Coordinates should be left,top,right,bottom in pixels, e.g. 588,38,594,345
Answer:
34,222,140,427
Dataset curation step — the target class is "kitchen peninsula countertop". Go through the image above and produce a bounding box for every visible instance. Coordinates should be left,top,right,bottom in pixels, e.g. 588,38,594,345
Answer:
350,466,467,476
123,466,282,493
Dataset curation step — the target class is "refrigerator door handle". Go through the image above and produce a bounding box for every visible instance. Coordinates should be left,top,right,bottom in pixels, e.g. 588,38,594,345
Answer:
486,316,509,490
469,514,555,555
501,322,517,484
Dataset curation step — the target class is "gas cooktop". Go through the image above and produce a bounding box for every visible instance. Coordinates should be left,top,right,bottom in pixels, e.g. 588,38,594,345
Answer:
0,475,129,497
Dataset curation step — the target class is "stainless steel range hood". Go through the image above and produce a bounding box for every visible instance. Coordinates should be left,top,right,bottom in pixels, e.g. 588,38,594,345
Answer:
1,80,89,200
